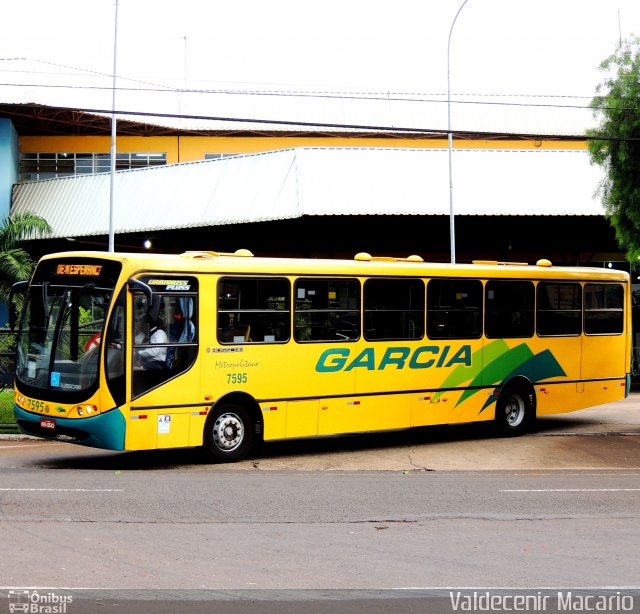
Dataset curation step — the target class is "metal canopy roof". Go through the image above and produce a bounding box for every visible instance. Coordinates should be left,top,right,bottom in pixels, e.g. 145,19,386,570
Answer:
1,58,597,138
11,147,605,240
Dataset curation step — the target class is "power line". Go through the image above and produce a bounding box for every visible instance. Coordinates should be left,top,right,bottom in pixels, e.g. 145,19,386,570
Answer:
0,78,616,111
2,57,637,112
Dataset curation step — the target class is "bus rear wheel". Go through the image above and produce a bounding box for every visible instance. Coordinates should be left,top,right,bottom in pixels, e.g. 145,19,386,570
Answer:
495,385,534,437
203,404,254,462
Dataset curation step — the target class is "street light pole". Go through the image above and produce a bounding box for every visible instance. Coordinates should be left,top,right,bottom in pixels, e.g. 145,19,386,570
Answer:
108,0,119,253
447,0,470,264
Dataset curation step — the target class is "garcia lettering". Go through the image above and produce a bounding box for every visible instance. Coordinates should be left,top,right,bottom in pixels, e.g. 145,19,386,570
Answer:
315,345,472,372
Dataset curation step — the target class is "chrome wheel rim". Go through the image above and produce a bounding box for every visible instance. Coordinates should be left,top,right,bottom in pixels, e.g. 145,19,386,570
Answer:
504,394,525,428
212,412,244,452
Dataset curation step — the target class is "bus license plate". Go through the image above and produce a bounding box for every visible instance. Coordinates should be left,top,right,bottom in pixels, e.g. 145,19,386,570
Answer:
40,418,56,430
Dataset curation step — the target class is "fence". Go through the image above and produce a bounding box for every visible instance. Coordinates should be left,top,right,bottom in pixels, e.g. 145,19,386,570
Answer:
0,329,16,432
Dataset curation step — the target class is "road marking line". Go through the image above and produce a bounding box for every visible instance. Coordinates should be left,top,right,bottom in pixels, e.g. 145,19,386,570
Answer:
500,488,640,492
0,488,123,492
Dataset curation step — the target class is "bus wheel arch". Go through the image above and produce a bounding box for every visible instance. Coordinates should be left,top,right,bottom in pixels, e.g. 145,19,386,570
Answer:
202,392,263,463
494,377,536,437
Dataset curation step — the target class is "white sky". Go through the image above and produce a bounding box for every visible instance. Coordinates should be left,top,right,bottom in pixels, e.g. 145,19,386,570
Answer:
0,0,638,131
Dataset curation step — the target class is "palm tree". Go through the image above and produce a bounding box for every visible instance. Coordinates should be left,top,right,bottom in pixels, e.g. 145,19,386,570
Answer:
0,211,52,304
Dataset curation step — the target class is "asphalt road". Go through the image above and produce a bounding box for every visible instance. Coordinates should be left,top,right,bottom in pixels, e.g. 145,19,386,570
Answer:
1,395,639,613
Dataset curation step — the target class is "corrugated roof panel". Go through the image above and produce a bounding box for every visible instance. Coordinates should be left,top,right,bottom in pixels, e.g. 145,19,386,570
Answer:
295,148,604,216
11,150,304,238
198,151,301,225
11,147,605,240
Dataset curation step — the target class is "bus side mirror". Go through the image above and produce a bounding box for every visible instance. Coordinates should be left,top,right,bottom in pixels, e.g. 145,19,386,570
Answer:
128,279,153,305
150,295,161,323
8,280,29,331
127,278,160,321
9,303,17,331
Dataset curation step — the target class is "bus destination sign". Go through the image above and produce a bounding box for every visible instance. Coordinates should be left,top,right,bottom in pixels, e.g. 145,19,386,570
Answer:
56,264,103,276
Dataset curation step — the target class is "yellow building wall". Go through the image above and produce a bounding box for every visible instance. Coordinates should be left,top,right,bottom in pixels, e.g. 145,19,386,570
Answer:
20,135,588,166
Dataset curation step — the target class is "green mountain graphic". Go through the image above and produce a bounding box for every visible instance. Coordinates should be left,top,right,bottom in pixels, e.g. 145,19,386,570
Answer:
434,340,566,413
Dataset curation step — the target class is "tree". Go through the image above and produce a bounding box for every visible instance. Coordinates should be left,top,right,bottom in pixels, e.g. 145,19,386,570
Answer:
0,211,51,304
588,36,640,260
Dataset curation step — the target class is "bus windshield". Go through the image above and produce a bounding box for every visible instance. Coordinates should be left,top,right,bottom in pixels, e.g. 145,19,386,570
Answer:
15,258,122,401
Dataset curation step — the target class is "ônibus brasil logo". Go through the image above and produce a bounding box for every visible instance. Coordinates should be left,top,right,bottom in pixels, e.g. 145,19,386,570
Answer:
8,590,73,613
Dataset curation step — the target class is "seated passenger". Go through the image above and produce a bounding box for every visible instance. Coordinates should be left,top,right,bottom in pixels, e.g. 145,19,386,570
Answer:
137,317,168,369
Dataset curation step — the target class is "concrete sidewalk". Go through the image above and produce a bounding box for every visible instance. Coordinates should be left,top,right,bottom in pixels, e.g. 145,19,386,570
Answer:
245,395,640,472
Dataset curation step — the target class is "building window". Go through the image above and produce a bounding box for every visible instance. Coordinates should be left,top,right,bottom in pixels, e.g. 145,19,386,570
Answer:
19,153,167,180
204,153,239,161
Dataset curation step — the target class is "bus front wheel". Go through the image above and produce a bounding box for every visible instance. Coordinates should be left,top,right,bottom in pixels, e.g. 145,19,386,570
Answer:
495,385,534,437
203,404,254,462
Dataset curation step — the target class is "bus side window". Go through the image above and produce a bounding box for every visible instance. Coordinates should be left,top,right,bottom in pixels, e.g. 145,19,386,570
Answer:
131,279,198,399
364,278,424,341
485,281,534,338
584,283,624,335
537,282,582,336
217,277,291,344
294,278,360,342
427,279,482,340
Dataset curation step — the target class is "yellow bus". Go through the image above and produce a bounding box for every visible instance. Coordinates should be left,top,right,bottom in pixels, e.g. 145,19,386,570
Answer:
11,249,631,462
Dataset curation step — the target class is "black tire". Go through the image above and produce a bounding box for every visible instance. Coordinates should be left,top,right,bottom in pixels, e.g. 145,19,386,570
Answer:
203,403,254,462
495,385,534,437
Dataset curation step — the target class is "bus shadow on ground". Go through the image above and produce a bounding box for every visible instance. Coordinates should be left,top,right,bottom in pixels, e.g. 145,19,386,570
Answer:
29,413,592,471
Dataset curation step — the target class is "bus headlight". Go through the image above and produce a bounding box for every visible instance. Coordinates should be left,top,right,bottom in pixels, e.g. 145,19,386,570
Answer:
73,405,99,417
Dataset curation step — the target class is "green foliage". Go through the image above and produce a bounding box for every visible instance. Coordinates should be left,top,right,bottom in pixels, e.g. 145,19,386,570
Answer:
79,306,93,326
587,36,640,260
0,212,51,304
0,389,16,429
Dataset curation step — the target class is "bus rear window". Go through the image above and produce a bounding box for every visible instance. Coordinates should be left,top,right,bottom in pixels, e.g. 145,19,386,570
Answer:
537,282,582,336
584,283,624,335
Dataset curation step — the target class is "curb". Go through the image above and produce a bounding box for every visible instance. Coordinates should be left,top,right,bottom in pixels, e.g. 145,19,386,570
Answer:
0,433,37,440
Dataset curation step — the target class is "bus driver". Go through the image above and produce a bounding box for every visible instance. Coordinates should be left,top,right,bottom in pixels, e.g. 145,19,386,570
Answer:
135,316,168,369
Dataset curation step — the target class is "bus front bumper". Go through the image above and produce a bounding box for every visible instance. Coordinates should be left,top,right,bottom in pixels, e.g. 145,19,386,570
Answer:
13,404,126,451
